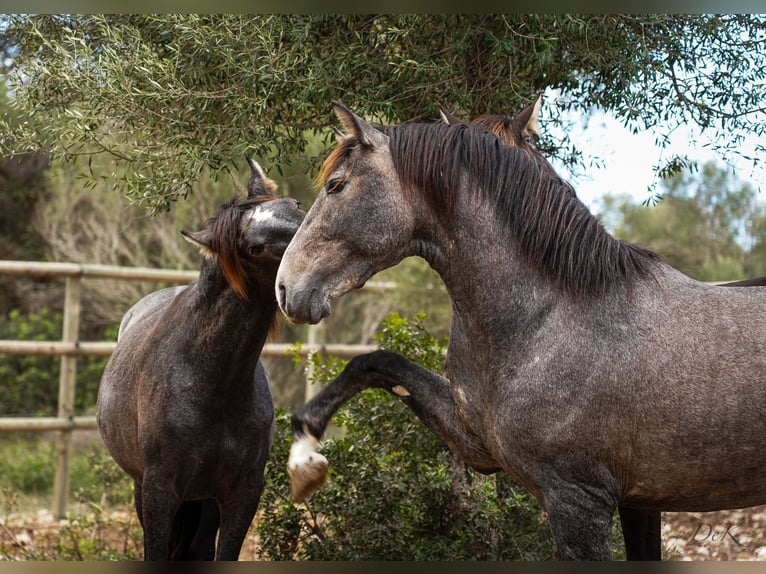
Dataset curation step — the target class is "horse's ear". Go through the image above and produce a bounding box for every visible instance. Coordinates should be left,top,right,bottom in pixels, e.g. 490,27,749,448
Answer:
438,106,462,125
181,229,215,258
513,93,542,139
331,100,388,148
245,156,278,199
332,127,346,142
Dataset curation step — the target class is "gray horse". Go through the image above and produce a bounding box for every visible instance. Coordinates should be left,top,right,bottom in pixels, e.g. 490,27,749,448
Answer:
276,102,766,560
97,159,304,560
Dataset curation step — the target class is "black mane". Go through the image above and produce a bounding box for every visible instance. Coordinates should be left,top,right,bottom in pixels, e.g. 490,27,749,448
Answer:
387,122,660,298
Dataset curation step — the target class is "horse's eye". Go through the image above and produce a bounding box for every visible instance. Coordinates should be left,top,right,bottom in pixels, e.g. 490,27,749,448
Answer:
248,244,264,256
326,178,346,194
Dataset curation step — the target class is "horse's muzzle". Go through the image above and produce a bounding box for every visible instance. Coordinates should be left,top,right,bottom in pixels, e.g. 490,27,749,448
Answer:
277,280,331,324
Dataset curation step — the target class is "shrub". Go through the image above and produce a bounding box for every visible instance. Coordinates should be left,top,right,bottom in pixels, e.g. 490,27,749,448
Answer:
70,444,133,507
0,438,55,494
256,312,556,560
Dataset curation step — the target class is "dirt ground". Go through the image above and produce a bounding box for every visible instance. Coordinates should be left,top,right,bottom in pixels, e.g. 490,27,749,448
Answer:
661,505,766,560
2,504,765,561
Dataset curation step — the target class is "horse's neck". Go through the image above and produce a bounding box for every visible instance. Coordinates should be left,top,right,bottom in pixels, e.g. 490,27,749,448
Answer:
180,263,277,380
418,197,557,355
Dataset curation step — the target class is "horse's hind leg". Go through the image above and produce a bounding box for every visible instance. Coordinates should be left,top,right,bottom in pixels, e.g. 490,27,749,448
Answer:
290,350,500,501
133,482,144,528
169,501,203,560
140,471,182,560
186,499,219,560
543,482,617,560
618,507,662,560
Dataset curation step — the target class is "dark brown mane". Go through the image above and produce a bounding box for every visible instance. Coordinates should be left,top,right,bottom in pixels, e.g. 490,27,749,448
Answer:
471,114,522,146
385,122,660,298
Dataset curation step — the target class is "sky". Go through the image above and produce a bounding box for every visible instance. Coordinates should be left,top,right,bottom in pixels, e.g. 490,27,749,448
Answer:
548,108,766,213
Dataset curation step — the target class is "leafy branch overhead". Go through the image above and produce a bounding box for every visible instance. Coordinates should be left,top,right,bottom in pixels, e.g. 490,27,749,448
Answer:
2,14,765,213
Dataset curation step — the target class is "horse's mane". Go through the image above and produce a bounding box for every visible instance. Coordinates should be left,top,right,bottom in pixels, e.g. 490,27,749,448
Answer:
207,194,275,297
322,122,658,299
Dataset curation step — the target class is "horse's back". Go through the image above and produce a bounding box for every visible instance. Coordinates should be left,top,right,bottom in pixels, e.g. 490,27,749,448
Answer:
482,267,766,511
118,285,188,339
567,270,766,510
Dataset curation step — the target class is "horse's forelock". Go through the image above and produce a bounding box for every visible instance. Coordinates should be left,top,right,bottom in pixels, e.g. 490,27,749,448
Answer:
317,139,355,189
210,195,278,299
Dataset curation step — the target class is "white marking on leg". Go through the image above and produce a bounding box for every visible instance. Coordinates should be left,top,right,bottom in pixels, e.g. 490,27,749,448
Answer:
288,433,329,502
288,434,325,471
391,385,410,397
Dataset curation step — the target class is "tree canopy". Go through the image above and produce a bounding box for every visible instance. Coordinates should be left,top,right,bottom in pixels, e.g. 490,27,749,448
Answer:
2,14,766,212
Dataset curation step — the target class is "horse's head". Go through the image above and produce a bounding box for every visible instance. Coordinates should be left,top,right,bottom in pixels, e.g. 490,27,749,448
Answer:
440,93,570,192
184,158,305,298
277,102,417,324
439,93,541,152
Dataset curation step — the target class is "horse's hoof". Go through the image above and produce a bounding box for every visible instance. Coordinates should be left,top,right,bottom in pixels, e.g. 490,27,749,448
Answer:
288,434,329,502
289,455,329,502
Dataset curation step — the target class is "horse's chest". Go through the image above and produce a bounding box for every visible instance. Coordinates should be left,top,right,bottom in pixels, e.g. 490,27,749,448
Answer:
447,363,495,435
141,392,272,468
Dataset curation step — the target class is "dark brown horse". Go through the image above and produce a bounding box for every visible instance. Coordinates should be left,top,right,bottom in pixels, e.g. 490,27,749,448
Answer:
97,159,304,560
277,102,766,560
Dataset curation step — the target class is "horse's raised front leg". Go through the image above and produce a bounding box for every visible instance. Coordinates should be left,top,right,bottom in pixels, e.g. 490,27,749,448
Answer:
289,349,501,501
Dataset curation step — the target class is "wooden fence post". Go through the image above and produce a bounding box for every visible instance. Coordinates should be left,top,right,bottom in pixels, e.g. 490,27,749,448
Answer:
52,274,82,519
304,322,325,402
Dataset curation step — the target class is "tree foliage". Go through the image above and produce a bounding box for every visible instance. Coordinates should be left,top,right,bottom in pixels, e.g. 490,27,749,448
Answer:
2,14,765,212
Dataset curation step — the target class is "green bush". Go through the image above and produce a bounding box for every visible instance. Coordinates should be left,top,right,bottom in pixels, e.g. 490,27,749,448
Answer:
0,438,55,494
70,445,133,507
256,312,556,560
0,308,117,416
0,436,131,507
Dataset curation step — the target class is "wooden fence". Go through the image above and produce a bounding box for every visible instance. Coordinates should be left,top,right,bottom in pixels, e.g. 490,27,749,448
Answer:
0,260,377,518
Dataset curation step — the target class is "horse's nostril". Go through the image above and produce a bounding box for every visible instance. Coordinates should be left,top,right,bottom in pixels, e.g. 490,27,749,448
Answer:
278,283,286,308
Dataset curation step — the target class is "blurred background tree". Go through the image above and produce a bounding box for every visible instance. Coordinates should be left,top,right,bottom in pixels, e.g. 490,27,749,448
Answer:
595,161,766,282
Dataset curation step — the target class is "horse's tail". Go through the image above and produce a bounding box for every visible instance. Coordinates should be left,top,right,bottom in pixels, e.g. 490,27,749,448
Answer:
718,275,766,287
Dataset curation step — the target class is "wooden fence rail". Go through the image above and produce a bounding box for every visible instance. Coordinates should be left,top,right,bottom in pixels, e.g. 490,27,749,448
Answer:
0,260,378,518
